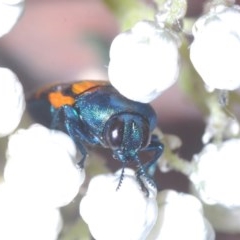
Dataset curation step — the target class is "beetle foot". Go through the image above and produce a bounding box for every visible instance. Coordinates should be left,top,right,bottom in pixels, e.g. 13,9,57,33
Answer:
76,154,87,169
136,166,157,197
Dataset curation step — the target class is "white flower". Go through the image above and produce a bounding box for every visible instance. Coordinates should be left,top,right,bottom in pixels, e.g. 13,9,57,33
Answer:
79,168,158,240
1,0,24,4
190,4,240,90
0,183,63,240
0,68,25,137
108,20,180,103
190,138,240,233
0,0,25,37
190,138,240,207
4,124,85,208
147,190,215,240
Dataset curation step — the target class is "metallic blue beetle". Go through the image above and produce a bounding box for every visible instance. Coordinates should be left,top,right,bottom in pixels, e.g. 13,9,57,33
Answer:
28,80,164,192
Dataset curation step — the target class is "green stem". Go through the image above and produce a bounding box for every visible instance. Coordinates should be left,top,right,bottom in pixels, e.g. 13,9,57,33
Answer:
154,128,196,176
103,0,155,30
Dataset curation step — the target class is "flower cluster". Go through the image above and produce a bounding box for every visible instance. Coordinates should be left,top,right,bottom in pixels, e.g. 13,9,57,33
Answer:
0,72,85,239
1,124,85,240
107,0,240,237
2,0,240,239
0,3,85,237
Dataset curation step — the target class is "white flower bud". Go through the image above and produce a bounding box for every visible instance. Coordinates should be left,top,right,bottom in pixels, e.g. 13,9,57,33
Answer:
190,4,240,90
0,183,63,240
147,190,215,240
108,20,180,103
190,138,240,233
80,168,158,240
4,124,85,208
190,139,240,207
1,0,24,4
0,0,24,37
0,67,25,137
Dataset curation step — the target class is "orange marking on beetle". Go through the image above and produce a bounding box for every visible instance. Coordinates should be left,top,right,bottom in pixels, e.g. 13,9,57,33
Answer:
48,92,75,108
34,83,57,99
71,81,107,94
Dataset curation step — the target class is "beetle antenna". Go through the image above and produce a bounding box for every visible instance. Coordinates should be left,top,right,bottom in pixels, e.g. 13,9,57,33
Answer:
116,163,126,191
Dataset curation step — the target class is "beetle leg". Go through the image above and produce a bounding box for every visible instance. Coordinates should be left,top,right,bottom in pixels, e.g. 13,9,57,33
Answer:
141,134,164,177
51,105,89,168
135,135,164,193
135,156,156,197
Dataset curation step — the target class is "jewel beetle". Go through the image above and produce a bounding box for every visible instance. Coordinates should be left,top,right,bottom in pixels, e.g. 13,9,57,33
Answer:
27,80,164,192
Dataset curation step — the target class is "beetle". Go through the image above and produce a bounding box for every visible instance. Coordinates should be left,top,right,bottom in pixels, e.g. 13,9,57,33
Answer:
27,80,164,192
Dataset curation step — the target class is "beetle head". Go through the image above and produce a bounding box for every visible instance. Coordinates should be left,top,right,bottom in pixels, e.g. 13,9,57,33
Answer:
103,113,150,162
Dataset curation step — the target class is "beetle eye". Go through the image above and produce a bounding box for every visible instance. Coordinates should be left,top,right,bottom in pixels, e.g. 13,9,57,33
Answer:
105,117,125,149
